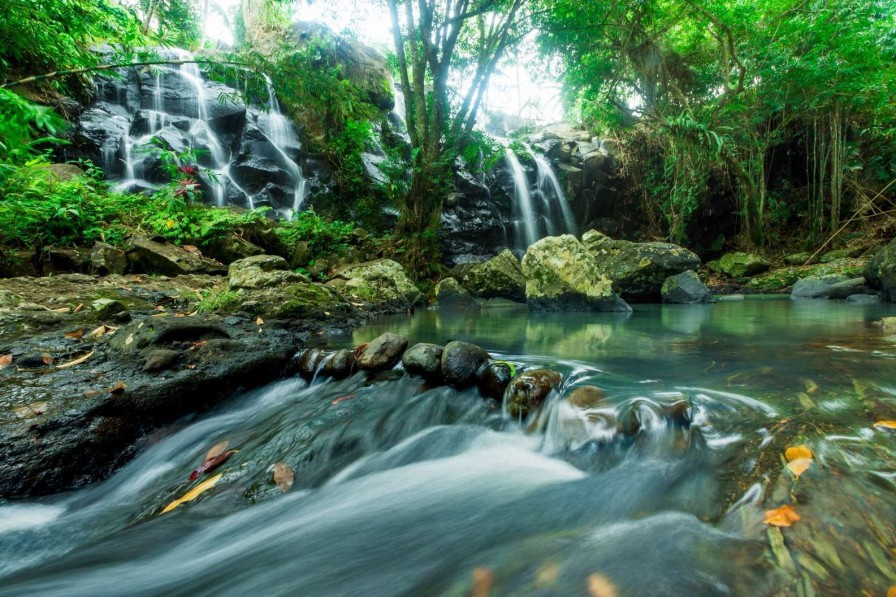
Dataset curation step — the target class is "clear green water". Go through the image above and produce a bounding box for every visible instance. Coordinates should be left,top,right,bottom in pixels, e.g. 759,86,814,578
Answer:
0,298,894,595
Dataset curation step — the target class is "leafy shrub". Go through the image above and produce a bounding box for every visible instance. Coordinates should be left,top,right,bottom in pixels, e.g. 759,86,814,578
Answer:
275,211,354,254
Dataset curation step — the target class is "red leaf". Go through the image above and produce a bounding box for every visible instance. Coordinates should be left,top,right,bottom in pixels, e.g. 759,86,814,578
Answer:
331,393,356,405
0,354,11,369
188,449,237,481
354,343,368,359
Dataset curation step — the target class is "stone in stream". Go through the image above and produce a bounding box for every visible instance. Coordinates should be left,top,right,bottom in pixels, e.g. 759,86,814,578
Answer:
505,369,564,419
434,278,478,310
402,343,444,380
356,333,409,372
791,274,851,299
295,348,327,379
846,294,880,304
567,385,608,409
440,341,490,388
321,349,356,379
864,238,896,301
521,235,631,312
826,277,867,299
477,361,515,400
717,252,771,278
661,271,713,304
461,249,527,302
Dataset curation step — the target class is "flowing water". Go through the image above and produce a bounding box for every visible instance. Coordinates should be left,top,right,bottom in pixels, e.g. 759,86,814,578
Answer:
1,298,895,595
505,150,539,248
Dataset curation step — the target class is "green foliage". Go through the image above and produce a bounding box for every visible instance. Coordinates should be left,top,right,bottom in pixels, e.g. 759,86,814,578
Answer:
326,119,387,229
275,211,355,254
196,288,242,313
0,90,65,167
139,0,201,49
459,131,504,172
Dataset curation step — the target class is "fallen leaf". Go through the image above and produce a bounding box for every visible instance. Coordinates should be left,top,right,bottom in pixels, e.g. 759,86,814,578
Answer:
331,394,356,405
256,316,264,325
189,341,207,351
40,353,54,366
189,449,238,482
205,441,229,462
109,380,127,394
535,562,561,588
186,364,197,370
471,567,493,597
0,354,13,369
160,472,223,514
874,420,896,430
763,504,801,527
183,245,201,254
273,462,294,492
83,389,102,398
13,402,48,419
354,343,368,359
85,325,106,339
786,458,812,478
324,311,331,316
349,301,365,307
887,586,895,597
174,313,187,318
155,305,166,311
51,307,70,313
55,350,95,369
587,573,618,597
803,378,818,394
785,445,813,461
187,310,198,316
65,328,85,340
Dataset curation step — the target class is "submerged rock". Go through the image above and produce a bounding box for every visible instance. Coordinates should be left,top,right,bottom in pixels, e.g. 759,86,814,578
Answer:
717,252,771,278
864,239,896,301
521,235,630,312
434,278,478,310
441,341,490,388
582,230,701,302
505,368,564,419
567,385,608,409
661,271,713,304
846,294,880,304
461,249,527,302
356,333,408,372
402,343,444,380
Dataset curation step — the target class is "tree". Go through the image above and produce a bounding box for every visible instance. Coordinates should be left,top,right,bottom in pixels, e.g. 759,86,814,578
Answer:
386,0,528,270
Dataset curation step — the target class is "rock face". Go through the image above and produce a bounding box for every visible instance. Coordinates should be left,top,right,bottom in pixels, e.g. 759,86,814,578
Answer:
127,237,225,276
662,271,713,304
356,333,408,371
461,249,526,302
441,341,490,388
434,278,478,310
328,260,422,308
582,230,701,302
718,252,771,278
505,369,563,419
402,343,444,380
521,235,630,312
864,239,896,301
228,255,306,290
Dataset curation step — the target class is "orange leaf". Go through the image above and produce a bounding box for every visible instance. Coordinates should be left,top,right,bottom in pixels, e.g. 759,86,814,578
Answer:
331,393,356,405
785,445,813,461
874,420,896,431
73,303,84,313
587,573,619,597
205,441,229,462
471,567,493,597
65,328,85,340
109,380,127,394
273,462,295,492
763,504,801,527
786,458,812,478
0,354,13,369
887,586,896,597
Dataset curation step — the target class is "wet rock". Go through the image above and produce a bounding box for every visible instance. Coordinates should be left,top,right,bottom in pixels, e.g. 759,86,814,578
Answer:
661,271,713,304
321,349,356,379
142,349,180,372
567,385,608,409
441,341,490,388
296,348,326,379
91,298,127,318
583,230,701,302
109,319,230,355
244,282,351,321
203,233,264,265
505,369,563,419
615,404,642,436
521,235,631,312
229,254,306,290
356,333,408,371
90,242,128,276
477,361,514,400
846,294,880,304
402,343,444,380
665,400,691,428
461,249,526,301
328,260,422,308
127,237,225,277
717,252,771,278
864,239,896,301
827,277,867,299
435,278,478,310
791,274,850,299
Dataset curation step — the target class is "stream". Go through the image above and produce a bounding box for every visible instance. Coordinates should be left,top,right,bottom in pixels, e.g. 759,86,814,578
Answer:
1,298,895,595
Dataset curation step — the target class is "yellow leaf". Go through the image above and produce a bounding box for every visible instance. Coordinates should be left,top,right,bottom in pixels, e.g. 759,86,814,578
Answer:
160,473,223,514
587,573,618,597
55,350,95,369
874,420,896,430
471,567,493,597
785,445,813,461
887,586,896,597
256,317,264,325
763,504,801,527
166,219,175,229
786,458,812,478
273,462,294,492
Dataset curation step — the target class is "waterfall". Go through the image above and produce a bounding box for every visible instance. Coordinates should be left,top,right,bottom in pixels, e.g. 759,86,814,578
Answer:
505,149,539,248
261,75,308,217
526,144,577,236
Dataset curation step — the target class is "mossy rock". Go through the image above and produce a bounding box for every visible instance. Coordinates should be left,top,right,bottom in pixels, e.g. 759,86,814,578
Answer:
461,249,526,301
718,252,771,278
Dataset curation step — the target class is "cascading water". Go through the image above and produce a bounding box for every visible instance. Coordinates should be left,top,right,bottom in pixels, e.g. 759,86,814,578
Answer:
505,148,539,248
260,76,307,217
526,143,577,237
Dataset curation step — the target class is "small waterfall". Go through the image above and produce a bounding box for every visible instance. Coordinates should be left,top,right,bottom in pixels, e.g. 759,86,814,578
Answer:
261,75,308,217
505,148,539,248
527,144,577,236
178,63,229,206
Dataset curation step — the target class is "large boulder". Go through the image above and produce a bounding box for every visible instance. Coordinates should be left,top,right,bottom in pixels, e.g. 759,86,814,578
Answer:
127,237,225,276
90,242,128,276
791,274,850,299
661,271,713,304
435,278,478,310
865,239,896,301
461,249,526,301
328,260,422,307
718,252,771,278
582,230,701,302
520,235,630,312
229,254,306,290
